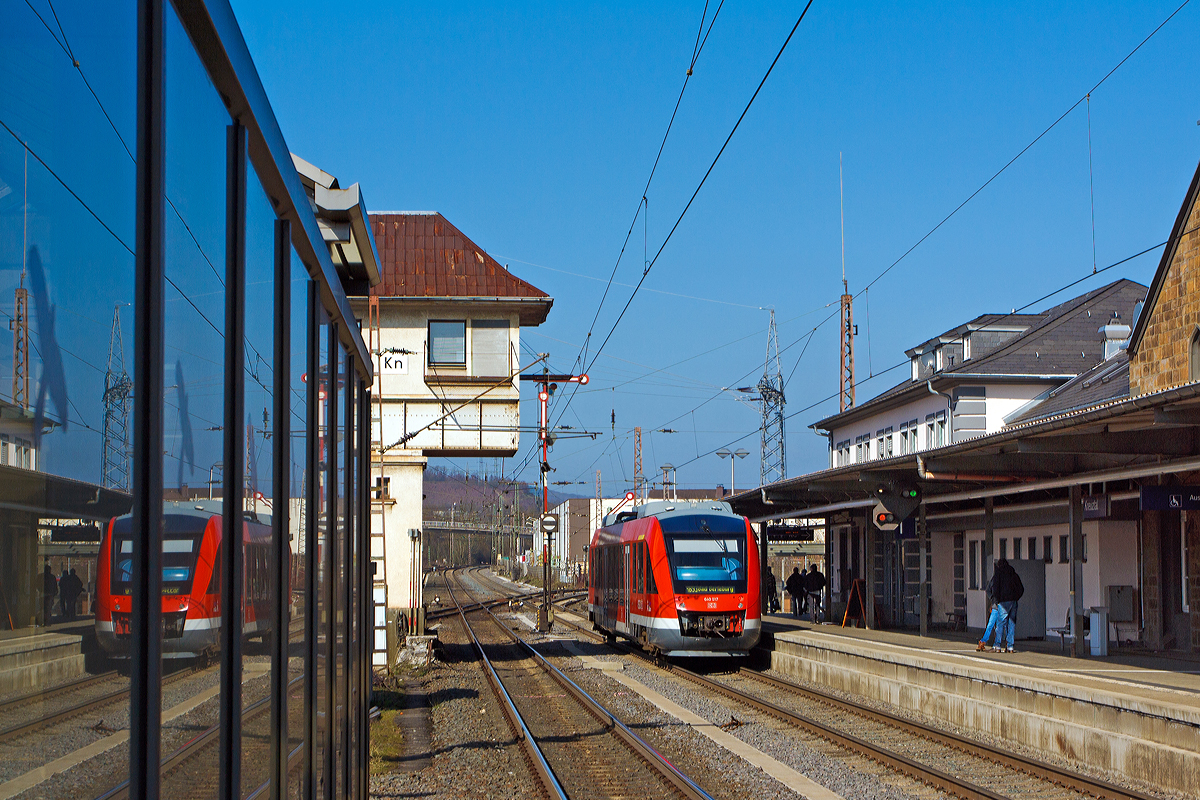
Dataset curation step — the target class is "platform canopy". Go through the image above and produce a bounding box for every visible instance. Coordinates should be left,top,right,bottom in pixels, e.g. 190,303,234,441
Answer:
731,380,1200,523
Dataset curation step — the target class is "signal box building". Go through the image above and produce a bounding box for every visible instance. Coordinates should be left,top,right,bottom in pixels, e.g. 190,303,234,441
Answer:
353,212,552,654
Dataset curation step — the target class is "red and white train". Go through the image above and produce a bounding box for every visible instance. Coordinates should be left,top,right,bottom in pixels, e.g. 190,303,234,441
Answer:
588,500,761,656
95,500,279,659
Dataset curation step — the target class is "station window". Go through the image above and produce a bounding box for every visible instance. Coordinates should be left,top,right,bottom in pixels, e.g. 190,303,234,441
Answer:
471,319,510,376
428,320,467,366
1082,533,1087,563
1059,535,1069,563
1028,536,1037,560
999,538,1007,560
899,422,908,455
1012,538,1022,559
0,434,7,465
969,541,978,590
1043,536,1053,563
926,414,936,448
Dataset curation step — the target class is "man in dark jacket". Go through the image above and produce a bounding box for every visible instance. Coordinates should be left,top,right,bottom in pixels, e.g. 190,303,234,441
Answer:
978,559,1024,653
804,564,826,621
764,566,779,614
785,567,805,618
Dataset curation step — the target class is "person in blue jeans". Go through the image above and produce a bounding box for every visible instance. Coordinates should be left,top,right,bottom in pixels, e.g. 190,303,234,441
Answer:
977,558,1024,652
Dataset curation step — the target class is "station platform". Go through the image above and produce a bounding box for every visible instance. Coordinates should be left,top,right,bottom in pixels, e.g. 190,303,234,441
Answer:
760,611,1200,796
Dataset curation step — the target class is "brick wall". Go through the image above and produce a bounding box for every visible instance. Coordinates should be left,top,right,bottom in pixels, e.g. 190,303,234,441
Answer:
1131,199,1200,394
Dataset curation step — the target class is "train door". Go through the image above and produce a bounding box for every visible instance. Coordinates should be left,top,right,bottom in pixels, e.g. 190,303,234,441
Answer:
621,543,631,625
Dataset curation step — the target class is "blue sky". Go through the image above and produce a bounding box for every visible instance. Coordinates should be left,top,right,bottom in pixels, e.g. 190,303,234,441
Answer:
230,0,1200,495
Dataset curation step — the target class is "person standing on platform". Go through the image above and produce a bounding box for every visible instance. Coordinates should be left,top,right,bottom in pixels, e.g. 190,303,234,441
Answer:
977,558,1024,652
765,566,779,614
805,564,826,622
785,567,805,618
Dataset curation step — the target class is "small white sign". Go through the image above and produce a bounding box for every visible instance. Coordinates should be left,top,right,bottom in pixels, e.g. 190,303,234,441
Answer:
380,352,409,375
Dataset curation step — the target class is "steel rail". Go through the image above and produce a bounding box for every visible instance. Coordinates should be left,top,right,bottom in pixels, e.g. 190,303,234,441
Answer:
95,674,304,800
548,600,1159,800
444,570,567,800
0,622,306,747
448,569,713,800
0,670,118,716
0,663,201,746
732,667,1161,800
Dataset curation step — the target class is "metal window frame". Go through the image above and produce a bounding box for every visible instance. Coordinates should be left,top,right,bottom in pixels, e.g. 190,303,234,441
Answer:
427,319,468,366
220,117,249,800
270,217,292,800
324,321,338,800
130,2,375,798
304,281,319,800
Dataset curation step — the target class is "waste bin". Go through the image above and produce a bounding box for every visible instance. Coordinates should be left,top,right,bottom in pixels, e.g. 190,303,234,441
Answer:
1089,607,1109,656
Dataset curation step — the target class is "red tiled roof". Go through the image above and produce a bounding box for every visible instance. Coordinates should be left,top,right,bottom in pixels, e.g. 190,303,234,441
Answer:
370,213,550,300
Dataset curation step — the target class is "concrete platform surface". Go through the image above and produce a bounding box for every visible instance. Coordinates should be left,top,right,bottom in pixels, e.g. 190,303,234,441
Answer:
762,612,1200,796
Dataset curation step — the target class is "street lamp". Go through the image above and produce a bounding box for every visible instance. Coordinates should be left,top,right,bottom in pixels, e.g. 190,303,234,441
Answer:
716,448,749,494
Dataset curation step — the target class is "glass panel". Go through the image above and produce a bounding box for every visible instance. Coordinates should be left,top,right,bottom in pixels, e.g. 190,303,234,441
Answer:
313,309,330,799
286,254,309,798
241,167,277,797
334,346,348,800
159,5,230,795
0,3,136,797
428,320,465,365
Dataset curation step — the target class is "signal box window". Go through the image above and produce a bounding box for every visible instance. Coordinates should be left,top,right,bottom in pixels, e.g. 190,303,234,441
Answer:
428,321,466,366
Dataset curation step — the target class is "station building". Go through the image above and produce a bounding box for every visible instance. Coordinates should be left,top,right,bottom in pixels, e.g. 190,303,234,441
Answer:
734,157,1200,658
729,155,1200,657
1,2,378,798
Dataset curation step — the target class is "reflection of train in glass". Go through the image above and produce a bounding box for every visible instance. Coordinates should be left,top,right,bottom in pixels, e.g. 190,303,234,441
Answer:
588,500,761,656
95,501,280,659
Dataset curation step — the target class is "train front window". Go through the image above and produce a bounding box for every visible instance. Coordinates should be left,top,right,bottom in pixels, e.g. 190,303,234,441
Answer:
111,520,205,594
664,534,746,594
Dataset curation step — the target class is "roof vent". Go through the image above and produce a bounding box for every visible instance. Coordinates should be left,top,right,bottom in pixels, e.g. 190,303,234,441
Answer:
1100,312,1131,360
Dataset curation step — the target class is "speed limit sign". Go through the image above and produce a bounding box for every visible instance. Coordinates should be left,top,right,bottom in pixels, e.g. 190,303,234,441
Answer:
540,513,559,533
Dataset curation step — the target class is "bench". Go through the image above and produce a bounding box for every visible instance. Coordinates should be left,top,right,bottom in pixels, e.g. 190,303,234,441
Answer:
945,610,966,631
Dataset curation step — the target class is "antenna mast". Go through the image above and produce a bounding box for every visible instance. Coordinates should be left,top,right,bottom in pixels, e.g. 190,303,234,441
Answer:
839,152,855,412
758,309,786,485
102,304,133,490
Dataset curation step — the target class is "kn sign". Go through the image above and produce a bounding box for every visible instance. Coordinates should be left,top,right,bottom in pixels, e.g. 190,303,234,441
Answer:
380,352,408,375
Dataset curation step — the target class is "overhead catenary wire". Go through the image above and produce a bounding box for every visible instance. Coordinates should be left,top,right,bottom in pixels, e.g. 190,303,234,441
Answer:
858,0,1190,298
583,1,817,379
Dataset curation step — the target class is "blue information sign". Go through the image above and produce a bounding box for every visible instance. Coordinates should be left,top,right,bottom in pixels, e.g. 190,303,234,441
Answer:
1140,486,1200,511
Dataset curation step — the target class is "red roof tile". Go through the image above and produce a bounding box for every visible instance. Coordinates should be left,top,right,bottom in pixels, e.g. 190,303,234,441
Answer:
368,213,550,301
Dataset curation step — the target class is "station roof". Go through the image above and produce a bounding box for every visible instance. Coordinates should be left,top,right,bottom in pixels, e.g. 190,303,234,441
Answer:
368,212,553,326
734,376,1200,523
813,278,1146,431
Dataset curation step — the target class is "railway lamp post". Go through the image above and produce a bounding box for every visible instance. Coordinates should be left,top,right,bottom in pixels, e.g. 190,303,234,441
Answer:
716,448,749,495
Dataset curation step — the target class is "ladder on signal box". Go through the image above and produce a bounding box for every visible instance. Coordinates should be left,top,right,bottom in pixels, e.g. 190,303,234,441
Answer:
368,296,389,669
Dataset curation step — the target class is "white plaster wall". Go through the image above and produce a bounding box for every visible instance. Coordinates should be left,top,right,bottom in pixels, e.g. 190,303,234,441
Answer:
827,381,1057,467
984,383,1053,428
380,452,426,612
962,520,1137,635
829,393,948,466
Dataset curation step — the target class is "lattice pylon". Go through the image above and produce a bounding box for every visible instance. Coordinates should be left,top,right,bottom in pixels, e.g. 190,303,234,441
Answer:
633,426,643,501
758,310,786,486
12,285,28,409
101,304,133,491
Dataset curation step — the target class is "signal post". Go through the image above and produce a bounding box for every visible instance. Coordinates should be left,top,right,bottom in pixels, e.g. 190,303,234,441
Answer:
520,367,588,631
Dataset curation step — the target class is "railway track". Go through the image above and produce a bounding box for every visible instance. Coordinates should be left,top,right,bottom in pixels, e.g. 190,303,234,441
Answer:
544,594,1162,800
445,568,713,800
0,621,305,750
